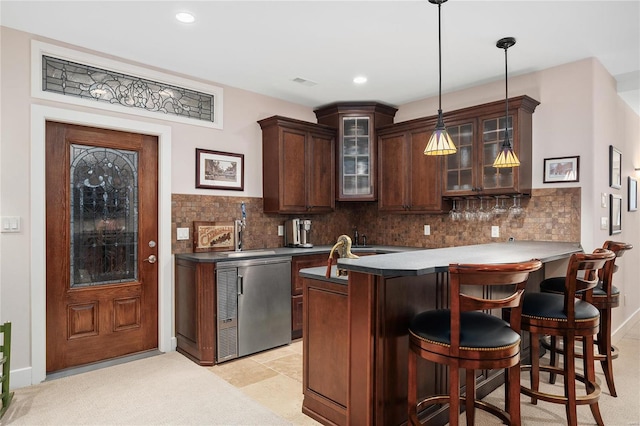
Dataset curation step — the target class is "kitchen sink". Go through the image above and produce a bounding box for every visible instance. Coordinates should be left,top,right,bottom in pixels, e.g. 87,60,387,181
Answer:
217,250,277,258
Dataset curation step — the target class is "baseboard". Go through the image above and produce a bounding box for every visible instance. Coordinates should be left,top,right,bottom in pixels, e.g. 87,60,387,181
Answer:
10,366,33,389
612,307,640,345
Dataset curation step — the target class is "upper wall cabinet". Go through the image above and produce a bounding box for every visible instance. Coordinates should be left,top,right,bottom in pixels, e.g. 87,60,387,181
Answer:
377,118,445,213
441,95,540,197
314,102,397,201
259,116,336,214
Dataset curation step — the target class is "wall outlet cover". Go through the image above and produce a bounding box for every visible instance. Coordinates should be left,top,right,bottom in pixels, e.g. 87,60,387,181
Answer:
491,226,500,238
176,227,189,240
423,225,430,236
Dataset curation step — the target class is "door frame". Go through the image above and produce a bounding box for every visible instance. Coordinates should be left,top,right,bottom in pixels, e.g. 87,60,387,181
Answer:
30,105,173,385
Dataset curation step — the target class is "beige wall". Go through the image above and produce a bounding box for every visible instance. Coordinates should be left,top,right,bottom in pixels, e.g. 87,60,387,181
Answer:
2,26,639,386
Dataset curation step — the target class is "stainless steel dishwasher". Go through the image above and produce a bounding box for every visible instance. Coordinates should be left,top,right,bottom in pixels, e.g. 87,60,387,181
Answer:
215,256,292,363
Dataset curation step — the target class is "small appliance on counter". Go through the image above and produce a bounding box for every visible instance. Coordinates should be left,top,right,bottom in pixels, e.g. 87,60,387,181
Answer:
284,218,313,248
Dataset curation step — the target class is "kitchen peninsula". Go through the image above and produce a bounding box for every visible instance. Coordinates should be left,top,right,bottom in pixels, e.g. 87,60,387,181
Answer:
299,240,582,426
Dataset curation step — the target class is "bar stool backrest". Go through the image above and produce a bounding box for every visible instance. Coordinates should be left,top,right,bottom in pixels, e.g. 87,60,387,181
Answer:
563,249,615,322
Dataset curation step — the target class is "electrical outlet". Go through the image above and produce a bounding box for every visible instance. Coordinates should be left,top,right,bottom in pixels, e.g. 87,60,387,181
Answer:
601,193,608,208
491,226,500,238
278,225,284,236
600,217,608,230
423,225,430,236
176,227,189,240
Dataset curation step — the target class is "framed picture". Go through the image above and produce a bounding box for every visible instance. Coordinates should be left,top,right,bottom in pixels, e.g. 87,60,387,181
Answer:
543,156,580,183
609,145,622,189
629,177,638,212
609,194,622,235
192,221,235,252
196,149,244,190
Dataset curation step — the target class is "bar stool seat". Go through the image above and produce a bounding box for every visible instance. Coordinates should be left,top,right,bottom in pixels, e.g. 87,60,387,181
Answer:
407,260,542,426
539,241,632,397
520,248,615,426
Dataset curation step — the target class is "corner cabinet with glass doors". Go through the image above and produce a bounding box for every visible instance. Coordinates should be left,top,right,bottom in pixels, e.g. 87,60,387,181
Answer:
314,102,397,201
441,95,539,197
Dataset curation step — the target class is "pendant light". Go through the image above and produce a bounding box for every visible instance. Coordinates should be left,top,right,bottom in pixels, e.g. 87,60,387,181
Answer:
424,0,457,156
493,37,520,168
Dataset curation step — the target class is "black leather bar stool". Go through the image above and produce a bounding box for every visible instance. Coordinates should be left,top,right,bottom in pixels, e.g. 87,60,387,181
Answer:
520,248,615,426
540,241,633,397
407,260,542,426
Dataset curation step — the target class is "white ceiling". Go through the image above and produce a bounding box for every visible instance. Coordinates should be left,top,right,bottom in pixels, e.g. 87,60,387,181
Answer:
1,1,639,114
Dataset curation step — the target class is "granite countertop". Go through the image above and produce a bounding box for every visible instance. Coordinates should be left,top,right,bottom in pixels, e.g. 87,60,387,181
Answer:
300,265,349,285
334,241,582,277
174,245,418,263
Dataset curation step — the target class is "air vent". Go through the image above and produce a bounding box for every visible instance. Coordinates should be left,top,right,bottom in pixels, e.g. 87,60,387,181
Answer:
292,77,318,87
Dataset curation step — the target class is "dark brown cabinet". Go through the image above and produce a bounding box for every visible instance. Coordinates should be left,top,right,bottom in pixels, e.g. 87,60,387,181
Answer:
441,95,539,196
314,102,397,201
259,116,336,214
377,118,445,213
291,253,328,339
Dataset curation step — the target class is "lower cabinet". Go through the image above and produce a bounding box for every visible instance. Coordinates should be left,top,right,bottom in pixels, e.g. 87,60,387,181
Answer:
291,253,328,339
302,276,349,426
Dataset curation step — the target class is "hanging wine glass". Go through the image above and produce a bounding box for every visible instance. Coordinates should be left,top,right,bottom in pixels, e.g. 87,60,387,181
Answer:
449,198,461,221
492,196,508,216
477,197,492,221
508,195,524,218
464,198,477,221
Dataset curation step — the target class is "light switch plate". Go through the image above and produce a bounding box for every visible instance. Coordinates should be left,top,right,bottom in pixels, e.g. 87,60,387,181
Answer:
278,225,284,236
600,217,608,230
423,225,430,236
1,216,21,233
491,226,500,238
601,193,607,208
176,227,189,240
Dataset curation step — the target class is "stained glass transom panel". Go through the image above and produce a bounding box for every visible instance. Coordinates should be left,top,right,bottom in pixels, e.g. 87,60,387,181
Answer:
70,145,138,287
43,55,215,123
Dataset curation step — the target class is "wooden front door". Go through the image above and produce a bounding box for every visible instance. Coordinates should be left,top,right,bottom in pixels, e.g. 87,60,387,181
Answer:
45,121,159,373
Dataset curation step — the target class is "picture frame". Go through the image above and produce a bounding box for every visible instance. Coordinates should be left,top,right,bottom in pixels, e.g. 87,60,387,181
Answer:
192,221,235,252
196,149,244,190
609,194,622,235
543,156,580,183
629,177,638,212
609,145,622,189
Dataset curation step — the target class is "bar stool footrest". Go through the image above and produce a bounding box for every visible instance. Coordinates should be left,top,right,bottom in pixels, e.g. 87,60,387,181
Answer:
541,336,619,361
417,394,511,425
520,364,601,405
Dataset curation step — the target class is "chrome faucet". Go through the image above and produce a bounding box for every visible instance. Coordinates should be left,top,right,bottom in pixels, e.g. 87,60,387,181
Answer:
234,202,247,252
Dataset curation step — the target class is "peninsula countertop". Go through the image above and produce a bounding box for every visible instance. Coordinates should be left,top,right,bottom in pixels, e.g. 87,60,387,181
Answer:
335,240,582,277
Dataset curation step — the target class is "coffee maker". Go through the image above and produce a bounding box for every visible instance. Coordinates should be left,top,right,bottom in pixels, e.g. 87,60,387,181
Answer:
284,219,313,248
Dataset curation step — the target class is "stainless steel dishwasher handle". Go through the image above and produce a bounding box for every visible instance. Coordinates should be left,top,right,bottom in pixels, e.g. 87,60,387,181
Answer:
237,274,243,295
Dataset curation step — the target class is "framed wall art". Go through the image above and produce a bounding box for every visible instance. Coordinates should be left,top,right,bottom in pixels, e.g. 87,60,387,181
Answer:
196,148,244,190
192,221,235,252
609,194,622,235
543,156,580,183
629,177,638,212
609,145,622,189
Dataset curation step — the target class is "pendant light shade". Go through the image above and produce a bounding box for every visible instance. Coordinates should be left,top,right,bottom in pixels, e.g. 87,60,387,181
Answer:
424,0,456,156
493,37,520,168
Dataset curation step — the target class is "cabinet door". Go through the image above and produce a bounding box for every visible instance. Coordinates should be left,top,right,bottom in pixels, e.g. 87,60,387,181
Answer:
407,129,443,212
480,113,517,194
340,116,374,200
378,132,408,211
442,121,476,196
307,130,335,213
280,127,308,212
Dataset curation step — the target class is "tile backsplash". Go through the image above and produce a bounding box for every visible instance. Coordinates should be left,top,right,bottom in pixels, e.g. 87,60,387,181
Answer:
172,187,580,254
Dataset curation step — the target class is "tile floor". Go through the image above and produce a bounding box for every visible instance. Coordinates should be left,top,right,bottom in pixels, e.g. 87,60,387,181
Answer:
208,340,321,425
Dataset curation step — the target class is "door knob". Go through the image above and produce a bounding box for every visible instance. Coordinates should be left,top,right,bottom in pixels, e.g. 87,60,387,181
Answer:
143,255,157,264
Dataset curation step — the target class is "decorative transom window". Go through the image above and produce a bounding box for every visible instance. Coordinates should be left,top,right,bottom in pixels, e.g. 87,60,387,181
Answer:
32,41,223,129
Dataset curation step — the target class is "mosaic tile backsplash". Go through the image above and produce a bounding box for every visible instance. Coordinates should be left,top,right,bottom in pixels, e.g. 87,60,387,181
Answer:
172,188,580,254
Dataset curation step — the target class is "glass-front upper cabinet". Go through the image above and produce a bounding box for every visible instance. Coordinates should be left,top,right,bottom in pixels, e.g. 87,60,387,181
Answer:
342,117,371,197
444,121,475,193
441,95,539,197
315,102,397,201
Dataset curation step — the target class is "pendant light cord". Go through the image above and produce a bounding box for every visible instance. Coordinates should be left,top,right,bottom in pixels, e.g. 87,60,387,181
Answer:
504,45,509,139
438,1,442,115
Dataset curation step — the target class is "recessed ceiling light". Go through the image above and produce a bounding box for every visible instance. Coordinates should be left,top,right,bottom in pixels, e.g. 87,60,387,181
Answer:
353,76,368,84
176,12,195,24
